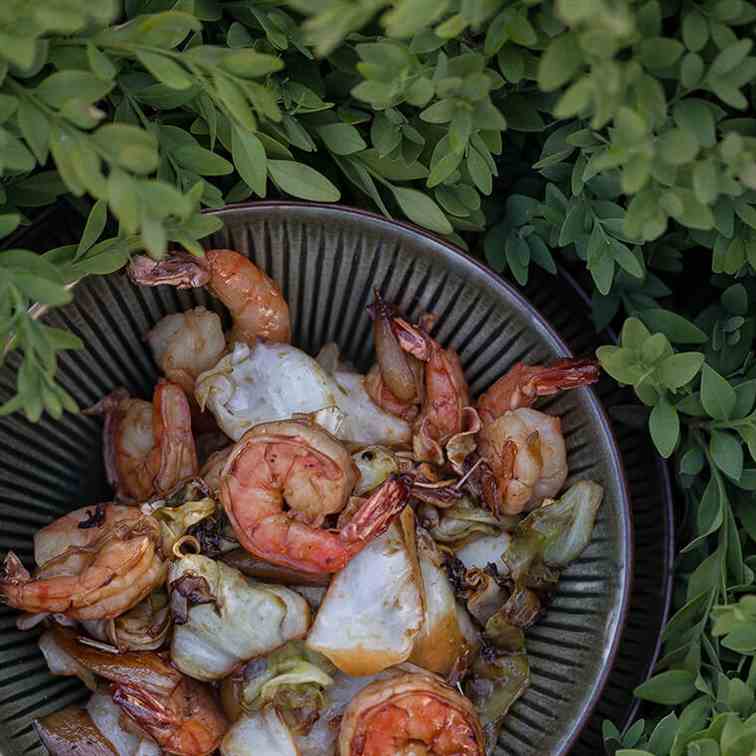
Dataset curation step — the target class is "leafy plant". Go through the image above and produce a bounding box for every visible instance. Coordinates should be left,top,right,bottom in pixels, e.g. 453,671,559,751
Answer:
2,0,756,750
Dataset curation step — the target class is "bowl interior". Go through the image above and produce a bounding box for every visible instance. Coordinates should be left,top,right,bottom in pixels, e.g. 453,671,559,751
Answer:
0,203,631,755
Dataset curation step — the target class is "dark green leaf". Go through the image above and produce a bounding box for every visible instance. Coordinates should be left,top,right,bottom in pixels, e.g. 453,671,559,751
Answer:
700,364,736,420
635,670,697,705
76,200,107,258
650,396,679,458
318,123,367,156
268,160,340,202
232,127,267,197
390,185,452,234
638,309,708,344
711,430,743,480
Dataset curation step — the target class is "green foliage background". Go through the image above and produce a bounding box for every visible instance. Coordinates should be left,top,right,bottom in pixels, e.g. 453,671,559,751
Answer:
2,0,756,751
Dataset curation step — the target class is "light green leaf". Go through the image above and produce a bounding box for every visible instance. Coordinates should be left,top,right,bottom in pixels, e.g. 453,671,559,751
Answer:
36,71,113,108
172,145,233,175
136,50,193,90
538,34,583,92
268,160,340,202
221,49,283,78
658,353,705,390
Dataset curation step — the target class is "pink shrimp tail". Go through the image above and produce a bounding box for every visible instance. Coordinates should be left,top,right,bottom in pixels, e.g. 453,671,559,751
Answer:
0,552,32,606
529,358,601,395
341,476,410,546
84,388,130,491
129,252,210,289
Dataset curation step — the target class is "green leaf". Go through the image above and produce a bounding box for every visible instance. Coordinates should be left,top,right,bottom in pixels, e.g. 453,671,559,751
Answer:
638,309,708,344
538,34,583,92
710,39,753,76
318,123,367,156
76,200,107,258
36,71,114,108
221,49,283,78
92,124,158,175
635,670,697,705
733,379,756,418
172,145,233,176
428,138,463,188
390,185,452,234
638,38,684,69
11,273,71,306
711,430,743,479
87,43,116,80
268,160,340,202
658,128,699,166
659,353,705,390
232,127,267,198
701,364,737,421
17,101,50,165
136,50,193,90
108,170,139,235
650,396,679,458
682,11,709,52
467,147,492,195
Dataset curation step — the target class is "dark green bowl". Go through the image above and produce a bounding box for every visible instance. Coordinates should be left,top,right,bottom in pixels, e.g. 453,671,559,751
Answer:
0,202,632,755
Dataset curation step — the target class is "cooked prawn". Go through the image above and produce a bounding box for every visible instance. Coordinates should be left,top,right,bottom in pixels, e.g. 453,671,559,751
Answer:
45,627,227,756
147,307,227,397
129,248,290,346
338,668,484,755
476,359,599,515
219,420,409,574
0,505,166,620
477,359,599,423
365,363,419,423
86,380,198,503
390,317,470,462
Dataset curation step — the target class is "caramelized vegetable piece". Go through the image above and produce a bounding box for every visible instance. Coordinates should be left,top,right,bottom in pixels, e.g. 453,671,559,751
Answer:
410,529,478,676
34,706,117,756
307,514,423,676
221,708,298,756
168,554,310,681
503,480,604,582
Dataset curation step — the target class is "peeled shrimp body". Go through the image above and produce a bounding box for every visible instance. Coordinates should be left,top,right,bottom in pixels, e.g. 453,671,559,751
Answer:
338,668,485,756
220,420,409,574
1,505,166,621
86,381,198,503
195,341,411,446
480,408,568,513
477,359,599,515
130,248,290,346
168,553,310,681
148,307,226,397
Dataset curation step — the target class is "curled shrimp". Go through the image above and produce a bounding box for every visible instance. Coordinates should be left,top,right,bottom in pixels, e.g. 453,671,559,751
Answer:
0,505,166,620
45,627,228,756
338,668,485,755
477,359,600,515
390,317,470,463
86,380,198,503
129,248,290,346
219,420,410,574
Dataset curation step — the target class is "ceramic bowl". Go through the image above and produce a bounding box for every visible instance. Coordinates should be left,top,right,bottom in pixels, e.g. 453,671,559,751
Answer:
0,202,632,755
